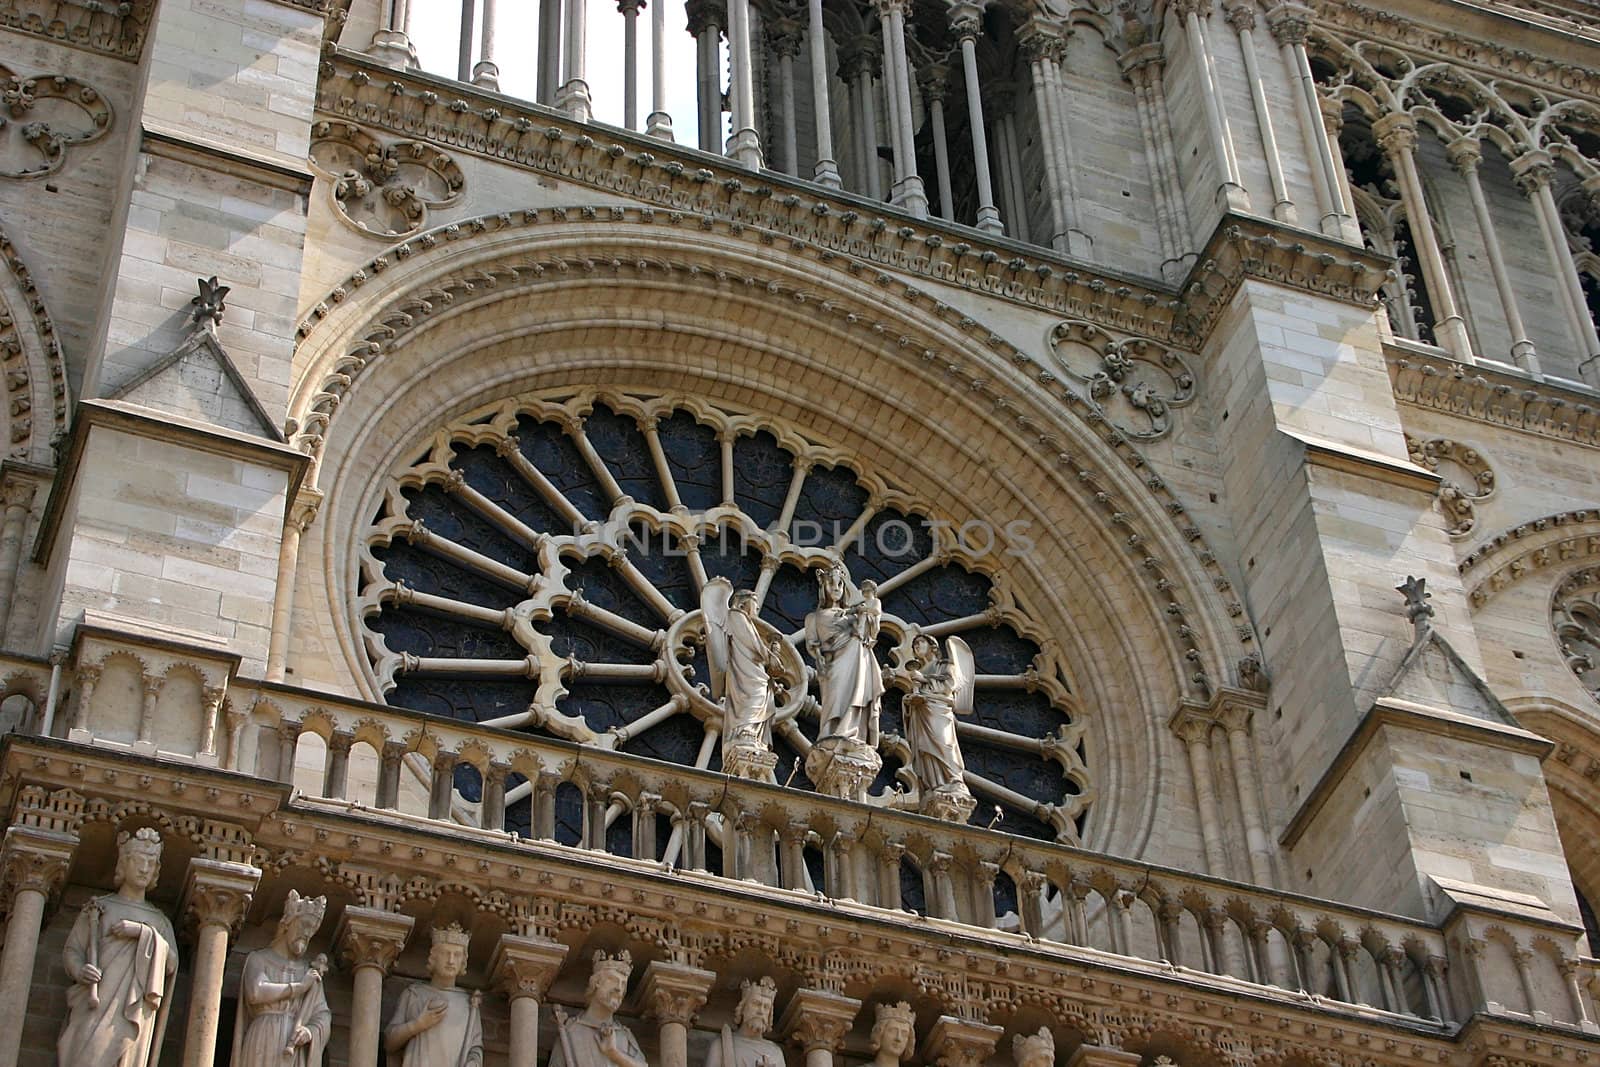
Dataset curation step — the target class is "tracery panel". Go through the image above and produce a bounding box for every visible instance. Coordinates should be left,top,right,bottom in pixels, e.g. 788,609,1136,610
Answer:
358,391,1092,842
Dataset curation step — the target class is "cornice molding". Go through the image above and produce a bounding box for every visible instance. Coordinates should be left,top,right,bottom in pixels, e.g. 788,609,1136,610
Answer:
1388,349,1600,450
314,51,1386,352
1180,218,1393,340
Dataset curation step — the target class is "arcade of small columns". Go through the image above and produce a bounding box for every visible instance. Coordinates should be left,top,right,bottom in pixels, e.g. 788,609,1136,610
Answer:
361,0,1358,256
364,0,1600,384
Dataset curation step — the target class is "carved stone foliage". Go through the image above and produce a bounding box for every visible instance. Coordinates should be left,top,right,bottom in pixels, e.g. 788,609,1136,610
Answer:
0,64,112,179
1046,319,1195,441
309,122,464,239
1553,567,1600,707
358,389,1092,842
1405,435,1495,537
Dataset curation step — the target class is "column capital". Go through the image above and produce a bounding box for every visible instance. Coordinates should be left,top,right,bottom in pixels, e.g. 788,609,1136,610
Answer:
616,0,644,12
180,858,260,934
780,989,861,1054
768,18,804,56
685,0,724,35
1265,3,1313,44
870,0,909,17
1222,0,1257,32
1117,41,1165,79
949,3,984,42
1017,18,1069,63
1171,0,1212,19
1511,148,1556,196
335,905,414,972
918,61,952,100
1065,1046,1143,1067
1168,699,1218,746
633,959,715,1025
1371,111,1418,157
490,934,569,1000
920,1015,1003,1067
0,472,37,510
0,826,75,911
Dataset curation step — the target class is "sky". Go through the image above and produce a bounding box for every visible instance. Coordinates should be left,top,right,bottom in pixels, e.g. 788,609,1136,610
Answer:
411,0,715,149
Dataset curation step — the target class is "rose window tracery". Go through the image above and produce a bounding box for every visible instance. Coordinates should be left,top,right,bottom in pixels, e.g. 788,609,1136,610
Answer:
1554,567,1600,706
359,391,1091,843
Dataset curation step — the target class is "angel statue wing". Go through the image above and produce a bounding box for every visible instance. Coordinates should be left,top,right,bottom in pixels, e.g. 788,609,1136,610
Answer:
700,577,734,700
946,636,976,718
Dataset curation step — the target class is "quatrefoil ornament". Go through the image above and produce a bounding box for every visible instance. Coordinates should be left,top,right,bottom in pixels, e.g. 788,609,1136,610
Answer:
0,65,113,179
1046,319,1196,441
309,122,465,239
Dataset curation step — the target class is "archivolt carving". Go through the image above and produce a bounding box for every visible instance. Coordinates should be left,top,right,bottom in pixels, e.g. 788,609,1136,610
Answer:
1553,568,1600,707
1046,319,1195,441
0,226,69,462
309,122,464,239
1405,435,1495,537
291,208,1257,706
0,64,112,179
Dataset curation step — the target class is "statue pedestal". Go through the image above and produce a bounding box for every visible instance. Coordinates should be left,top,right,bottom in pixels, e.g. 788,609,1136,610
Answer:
920,785,977,824
722,742,778,783
805,737,881,803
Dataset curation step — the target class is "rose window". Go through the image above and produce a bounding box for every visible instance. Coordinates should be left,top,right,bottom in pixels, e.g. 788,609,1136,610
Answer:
360,392,1091,843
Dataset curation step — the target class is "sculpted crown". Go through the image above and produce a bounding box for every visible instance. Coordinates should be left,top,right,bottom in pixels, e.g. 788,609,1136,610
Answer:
282,889,328,925
117,827,163,859
875,1001,915,1028
432,922,471,949
593,949,633,978
741,976,778,1002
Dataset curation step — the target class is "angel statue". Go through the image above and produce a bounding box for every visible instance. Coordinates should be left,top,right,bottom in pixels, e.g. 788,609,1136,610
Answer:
905,633,978,822
702,578,787,781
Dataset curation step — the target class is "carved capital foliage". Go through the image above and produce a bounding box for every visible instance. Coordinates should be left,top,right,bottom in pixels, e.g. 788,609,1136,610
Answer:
309,122,465,239
1222,1,1257,32
1265,3,1312,45
0,825,75,910
336,905,414,971
491,934,570,999
684,0,725,35
1016,20,1069,64
635,960,716,1025
1511,150,1556,198
181,858,261,934
922,1015,1003,1067
781,989,861,1053
1445,137,1483,175
1170,0,1212,20
1371,112,1418,157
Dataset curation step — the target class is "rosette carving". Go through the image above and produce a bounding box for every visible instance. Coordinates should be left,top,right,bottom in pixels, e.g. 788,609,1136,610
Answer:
1046,319,1195,441
309,122,464,238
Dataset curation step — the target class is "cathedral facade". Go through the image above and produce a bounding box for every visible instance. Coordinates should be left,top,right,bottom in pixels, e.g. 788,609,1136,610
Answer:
0,0,1598,1063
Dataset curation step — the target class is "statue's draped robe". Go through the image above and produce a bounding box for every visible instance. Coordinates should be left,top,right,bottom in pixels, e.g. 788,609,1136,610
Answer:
388,983,483,1067
708,1027,788,1067
58,895,178,1067
549,1015,644,1067
805,604,883,740
724,609,774,746
908,659,966,793
230,950,331,1067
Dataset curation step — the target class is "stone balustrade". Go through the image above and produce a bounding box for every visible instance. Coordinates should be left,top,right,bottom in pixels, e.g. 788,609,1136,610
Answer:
1,636,1595,1043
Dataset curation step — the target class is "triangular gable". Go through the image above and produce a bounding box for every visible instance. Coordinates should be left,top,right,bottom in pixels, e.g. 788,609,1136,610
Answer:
109,327,283,442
